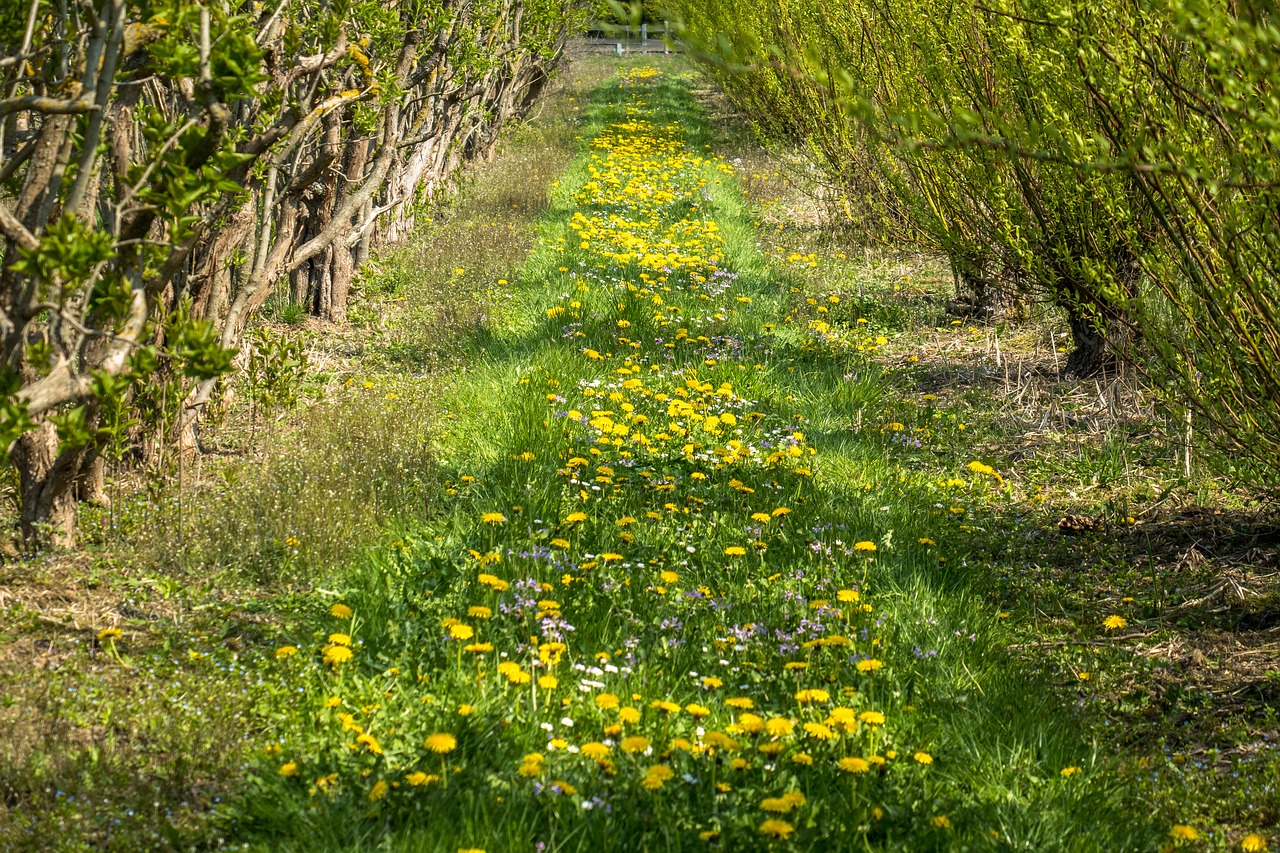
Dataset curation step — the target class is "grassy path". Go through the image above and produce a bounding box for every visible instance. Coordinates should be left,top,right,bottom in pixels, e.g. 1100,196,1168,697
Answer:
239,64,1166,852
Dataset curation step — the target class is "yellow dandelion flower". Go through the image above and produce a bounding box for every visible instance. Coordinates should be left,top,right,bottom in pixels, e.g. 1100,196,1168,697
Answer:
449,624,474,640
538,675,558,690
726,697,754,710
765,717,794,737
1103,615,1128,631
278,761,299,777
758,819,795,839
581,742,611,761
913,751,934,765
425,733,457,753
1170,826,1199,841
854,541,876,552
931,816,952,829
858,710,885,726
838,757,870,773
1241,834,1268,852
620,736,651,753
792,752,814,766
563,511,588,524
323,644,353,666
595,692,620,710
481,512,506,525
856,659,883,673
724,545,747,556
367,780,389,801
275,645,299,659
330,603,353,619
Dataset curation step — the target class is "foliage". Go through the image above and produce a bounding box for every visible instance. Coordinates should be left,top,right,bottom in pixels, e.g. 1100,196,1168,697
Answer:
0,0,590,542
665,0,1280,483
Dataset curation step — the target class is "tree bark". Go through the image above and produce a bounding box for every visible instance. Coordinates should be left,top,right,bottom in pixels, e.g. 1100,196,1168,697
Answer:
11,421,91,548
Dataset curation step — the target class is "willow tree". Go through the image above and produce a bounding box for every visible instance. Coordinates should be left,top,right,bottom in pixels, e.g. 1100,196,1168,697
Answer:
0,0,585,546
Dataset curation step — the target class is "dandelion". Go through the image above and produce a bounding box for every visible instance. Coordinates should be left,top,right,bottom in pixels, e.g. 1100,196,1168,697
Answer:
856,659,883,672
913,751,934,765
323,645,353,666
330,603,353,619
449,624,474,640
838,757,870,773
1170,826,1200,841
563,511,588,524
854,541,877,552
275,645,298,659
595,692,620,710
581,742,611,760
538,675,558,690
481,512,506,524
764,717,794,737
620,736,651,753
724,545,747,556
618,707,641,724
425,733,457,754
794,688,830,703
725,697,754,710
467,605,492,619
760,797,797,814
328,633,352,646
97,627,122,642
1103,615,1128,631
758,819,795,840
1241,835,1268,852
931,816,952,829
368,780,389,801
278,761,299,777
858,710,885,726
1061,766,1081,777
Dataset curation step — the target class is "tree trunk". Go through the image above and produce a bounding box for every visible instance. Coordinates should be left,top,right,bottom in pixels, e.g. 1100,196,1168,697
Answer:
1063,305,1129,378
11,421,90,548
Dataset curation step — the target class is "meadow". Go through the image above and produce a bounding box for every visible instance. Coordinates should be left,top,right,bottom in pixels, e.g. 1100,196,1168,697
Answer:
1,55,1275,853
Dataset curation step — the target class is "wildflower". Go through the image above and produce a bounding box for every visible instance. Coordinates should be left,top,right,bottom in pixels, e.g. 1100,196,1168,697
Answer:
279,761,299,777
581,742,611,760
837,589,860,603
329,633,352,646
467,606,492,619
764,718,794,737
772,507,791,516
913,751,934,765
275,645,298,659
1061,766,1081,777
791,752,813,766
620,736,651,753
368,780,389,801
97,628,122,642
854,541,877,552
449,624,474,640
858,710,885,726
465,642,494,653
724,545,747,556
761,796,797,814
794,688,830,703
660,570,679,583
330,603,353,619
405,771,435,786
838,757,870,773
701,676,722,689
323,644,353,666
457,704,474,716
686,703,711,717
425,733,457,753
803,722,836,740
1170,826,1199,841
725,697,754,710
619,707,641,724
1241,835,1268,852
595,692,620,710
563,511,588,524
1103,615,1128,631
481,512,506,524
932,816,952,829
758,819,795,840
357,733,383,754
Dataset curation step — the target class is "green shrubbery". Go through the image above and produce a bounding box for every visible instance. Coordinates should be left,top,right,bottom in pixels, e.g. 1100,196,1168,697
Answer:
664,0,1280,484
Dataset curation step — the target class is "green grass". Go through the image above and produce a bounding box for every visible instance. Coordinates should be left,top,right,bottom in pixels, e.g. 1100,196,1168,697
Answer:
2,55,1274,853
219,64,1172,851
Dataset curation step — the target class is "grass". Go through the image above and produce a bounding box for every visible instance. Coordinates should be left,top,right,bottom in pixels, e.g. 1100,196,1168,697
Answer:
0,51,1275,853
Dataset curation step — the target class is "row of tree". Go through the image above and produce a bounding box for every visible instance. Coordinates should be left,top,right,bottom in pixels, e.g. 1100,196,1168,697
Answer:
661,0,1279,484
0,0,587,545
